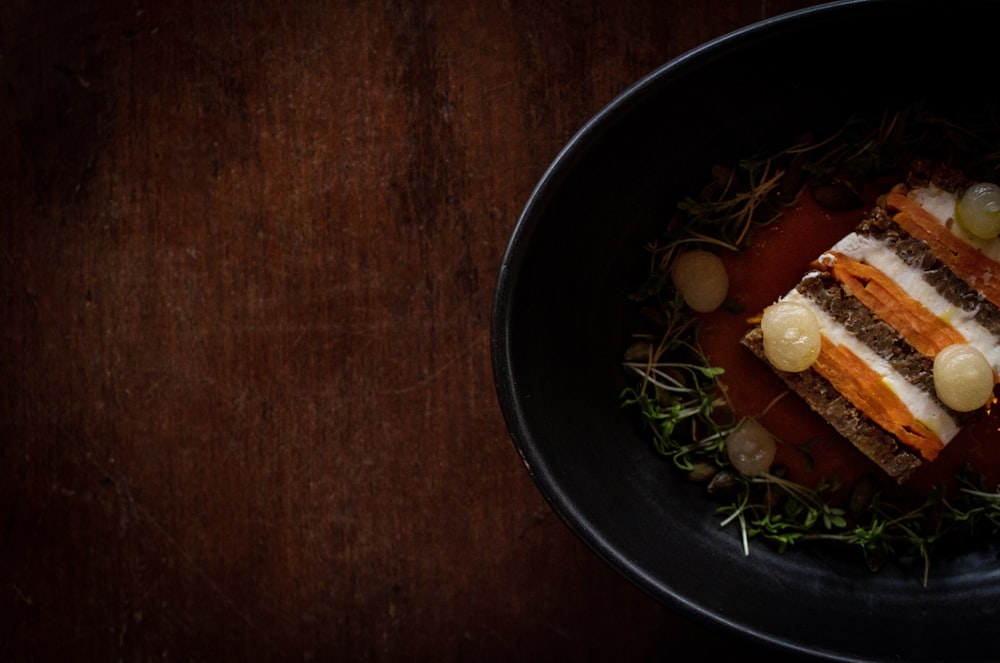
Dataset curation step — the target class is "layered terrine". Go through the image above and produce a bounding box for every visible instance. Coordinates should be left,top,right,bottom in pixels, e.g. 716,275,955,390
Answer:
743,170,1000,483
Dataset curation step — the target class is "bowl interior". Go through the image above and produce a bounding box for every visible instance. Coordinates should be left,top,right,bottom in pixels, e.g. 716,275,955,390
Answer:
492,1,1000,660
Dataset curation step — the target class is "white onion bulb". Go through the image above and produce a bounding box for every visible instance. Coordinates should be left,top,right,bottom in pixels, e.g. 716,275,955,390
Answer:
761,301,822,372
670,250,728,313
726,418,776,476
933,344,995,412
956,182,1000,240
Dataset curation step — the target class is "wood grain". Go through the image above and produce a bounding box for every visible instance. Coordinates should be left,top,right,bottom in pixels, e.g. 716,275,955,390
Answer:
2,1,824,660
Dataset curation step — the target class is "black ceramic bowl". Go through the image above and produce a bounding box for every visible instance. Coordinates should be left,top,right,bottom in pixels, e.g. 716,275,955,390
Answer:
492,1,1000,661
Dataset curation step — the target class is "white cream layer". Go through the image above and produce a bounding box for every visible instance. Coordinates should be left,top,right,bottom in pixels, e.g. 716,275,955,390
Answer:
821,232,1000,372
782,288,961,443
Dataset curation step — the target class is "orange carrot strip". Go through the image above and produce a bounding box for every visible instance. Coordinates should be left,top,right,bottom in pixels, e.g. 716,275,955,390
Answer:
813,336,944,461
823,251,966,356
886,192,1000,308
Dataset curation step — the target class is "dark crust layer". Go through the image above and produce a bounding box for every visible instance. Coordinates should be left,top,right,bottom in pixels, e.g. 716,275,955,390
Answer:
741,327,922,484
796,272,935,395
796,272,973,430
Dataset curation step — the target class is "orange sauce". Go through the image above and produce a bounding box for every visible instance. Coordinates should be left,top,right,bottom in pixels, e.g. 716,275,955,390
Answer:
696,191,1000,495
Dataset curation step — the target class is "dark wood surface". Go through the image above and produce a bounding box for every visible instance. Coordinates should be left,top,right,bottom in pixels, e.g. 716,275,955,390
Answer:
2,1,825,660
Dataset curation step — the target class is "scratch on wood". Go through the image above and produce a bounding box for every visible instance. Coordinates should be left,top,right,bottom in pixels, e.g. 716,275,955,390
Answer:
386,346,470,396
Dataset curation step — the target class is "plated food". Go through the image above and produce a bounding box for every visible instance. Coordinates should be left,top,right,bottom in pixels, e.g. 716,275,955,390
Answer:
493,3,1000,658
744,171,1000,484
622,108,1000,581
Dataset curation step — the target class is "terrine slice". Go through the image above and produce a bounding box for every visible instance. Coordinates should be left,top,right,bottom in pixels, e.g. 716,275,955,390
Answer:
742,181,1000,483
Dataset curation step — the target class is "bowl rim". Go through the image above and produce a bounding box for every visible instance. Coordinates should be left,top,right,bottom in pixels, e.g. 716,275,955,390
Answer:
490,0,1000,660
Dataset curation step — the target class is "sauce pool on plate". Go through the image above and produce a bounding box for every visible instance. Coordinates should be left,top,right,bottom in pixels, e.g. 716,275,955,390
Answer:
697,191,1000,495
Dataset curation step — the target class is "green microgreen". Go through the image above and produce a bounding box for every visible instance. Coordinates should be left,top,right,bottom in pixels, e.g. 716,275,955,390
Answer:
620,292,734,470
